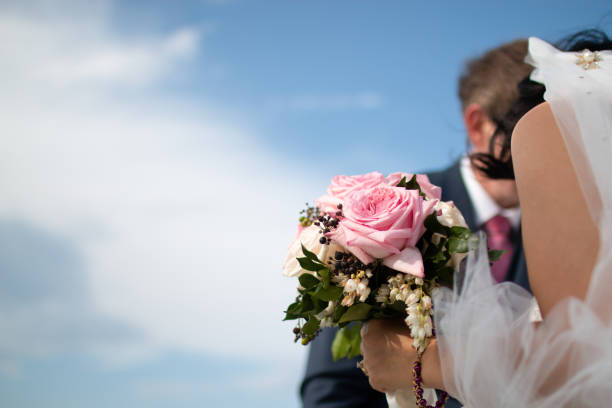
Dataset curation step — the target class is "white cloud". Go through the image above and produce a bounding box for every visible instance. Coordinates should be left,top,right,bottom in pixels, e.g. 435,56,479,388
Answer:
0,0,316,375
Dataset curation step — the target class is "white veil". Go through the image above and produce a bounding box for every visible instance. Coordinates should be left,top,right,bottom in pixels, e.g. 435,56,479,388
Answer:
433,38,612,407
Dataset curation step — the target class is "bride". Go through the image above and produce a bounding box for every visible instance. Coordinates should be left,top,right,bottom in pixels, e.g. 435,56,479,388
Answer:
360,30,612,407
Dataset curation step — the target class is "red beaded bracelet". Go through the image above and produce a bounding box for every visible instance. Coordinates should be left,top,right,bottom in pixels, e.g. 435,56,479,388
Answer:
412,352,448,408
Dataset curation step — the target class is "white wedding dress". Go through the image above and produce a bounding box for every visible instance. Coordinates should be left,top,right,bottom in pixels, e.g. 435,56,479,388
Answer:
430,38,612,407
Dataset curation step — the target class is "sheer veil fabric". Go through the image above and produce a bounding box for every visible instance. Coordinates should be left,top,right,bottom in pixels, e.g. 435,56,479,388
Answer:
433,38,612,407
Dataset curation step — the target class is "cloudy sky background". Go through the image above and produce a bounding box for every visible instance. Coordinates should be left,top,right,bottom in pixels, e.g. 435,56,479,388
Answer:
1,1,610,407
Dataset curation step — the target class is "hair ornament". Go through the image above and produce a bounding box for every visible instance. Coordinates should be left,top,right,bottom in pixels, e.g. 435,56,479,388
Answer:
575,49,602,70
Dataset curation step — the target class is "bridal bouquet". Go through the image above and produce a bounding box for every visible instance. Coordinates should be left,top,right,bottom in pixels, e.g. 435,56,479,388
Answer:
282,172,494,360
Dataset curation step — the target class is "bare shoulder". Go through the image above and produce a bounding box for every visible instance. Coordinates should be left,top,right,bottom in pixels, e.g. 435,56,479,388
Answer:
511,102,598,317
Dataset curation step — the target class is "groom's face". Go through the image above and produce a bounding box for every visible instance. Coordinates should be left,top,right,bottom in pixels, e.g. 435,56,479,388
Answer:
466,104,520,208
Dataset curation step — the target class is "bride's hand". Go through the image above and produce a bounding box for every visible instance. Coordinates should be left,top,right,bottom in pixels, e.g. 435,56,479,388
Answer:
360,319,443,393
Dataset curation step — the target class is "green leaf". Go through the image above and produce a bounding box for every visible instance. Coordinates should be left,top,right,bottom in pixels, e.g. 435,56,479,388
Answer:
283,302,302,320
316,268,330,288
404,175,420,190
450,226,472,240
299,273,320,290
388,300,407,313
301,294,314,313
489,249,505,262
298,257,323,272
312,298,328,314
396,176,408,188
332,305,347,323
424,213,451,235
397,175,427,198
436,266,455,287
448,236,469,254
331,323,362,361
338,303,372,323
426,244,449,265
311,284,343,302
302,316,321,336
301,244,321,261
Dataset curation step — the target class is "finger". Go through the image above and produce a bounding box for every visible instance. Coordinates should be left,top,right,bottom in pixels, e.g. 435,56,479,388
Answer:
361,321,369,337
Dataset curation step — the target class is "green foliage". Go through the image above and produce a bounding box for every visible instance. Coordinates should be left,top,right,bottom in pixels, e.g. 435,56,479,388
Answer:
297,244,328,272
316,268,330,288
302,316,321,336
338,303,372,323
424,213,451,236
489,249,505,262
331,323,363,361
311,284,343,302
301,293,314,313
297,257,321,272
301,244,320,261
397,175,426,198
299,273,320,290
283,301,302,320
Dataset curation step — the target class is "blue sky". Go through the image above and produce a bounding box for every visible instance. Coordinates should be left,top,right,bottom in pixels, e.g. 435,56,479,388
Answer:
0,1,610,407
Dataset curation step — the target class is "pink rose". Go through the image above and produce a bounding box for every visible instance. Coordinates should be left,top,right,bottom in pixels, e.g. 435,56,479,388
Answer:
315,172,386,213
385,172,442,200
327,184,438,277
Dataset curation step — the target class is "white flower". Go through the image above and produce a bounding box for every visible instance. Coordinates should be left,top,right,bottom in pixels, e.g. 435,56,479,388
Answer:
282,224,345,277
316,300,337,328
357,285,371,302
435,201,468,228
376,284,390,303
320,316,333,328
422,295,432,310
344,278,358,293
423,317,433,337
341,292,356,307
389,287,400,299
406,291,420,305
332,272,349,286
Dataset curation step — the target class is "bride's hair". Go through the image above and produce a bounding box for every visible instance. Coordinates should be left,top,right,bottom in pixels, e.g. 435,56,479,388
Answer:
471,29,612,179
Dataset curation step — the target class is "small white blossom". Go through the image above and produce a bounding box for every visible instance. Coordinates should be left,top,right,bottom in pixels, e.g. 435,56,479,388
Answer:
332,272,349,286
320,316,333,328
344,278,358,293
435,200,468,228
341,292,356,307
406,292,420,305
376,284,390,303
357,281,370,301
316,300,337,328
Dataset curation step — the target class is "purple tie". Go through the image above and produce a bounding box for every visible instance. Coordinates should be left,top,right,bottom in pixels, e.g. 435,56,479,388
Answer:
485,215,514,282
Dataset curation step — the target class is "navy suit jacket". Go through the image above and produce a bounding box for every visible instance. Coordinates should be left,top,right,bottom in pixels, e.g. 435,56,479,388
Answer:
300,162,530,408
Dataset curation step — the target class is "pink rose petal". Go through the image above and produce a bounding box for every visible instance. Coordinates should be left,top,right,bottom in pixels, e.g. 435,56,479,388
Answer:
382,247,425,278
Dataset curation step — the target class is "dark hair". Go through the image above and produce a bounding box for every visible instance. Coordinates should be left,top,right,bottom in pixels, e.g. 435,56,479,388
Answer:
458,39,532,123
471,29,612,179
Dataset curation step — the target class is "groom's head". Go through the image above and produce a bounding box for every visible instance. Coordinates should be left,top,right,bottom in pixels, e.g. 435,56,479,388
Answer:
458,39,532,208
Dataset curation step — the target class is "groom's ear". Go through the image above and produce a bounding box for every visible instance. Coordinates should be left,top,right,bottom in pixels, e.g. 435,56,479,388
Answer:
464,103,496,153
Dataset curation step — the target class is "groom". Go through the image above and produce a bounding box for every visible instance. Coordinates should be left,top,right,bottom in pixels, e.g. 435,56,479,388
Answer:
300,39,533,408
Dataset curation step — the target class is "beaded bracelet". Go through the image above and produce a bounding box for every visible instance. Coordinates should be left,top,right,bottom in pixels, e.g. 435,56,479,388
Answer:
412,352,448,408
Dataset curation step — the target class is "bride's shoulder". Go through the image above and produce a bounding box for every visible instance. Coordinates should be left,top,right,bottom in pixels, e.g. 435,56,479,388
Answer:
511,102,598,317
